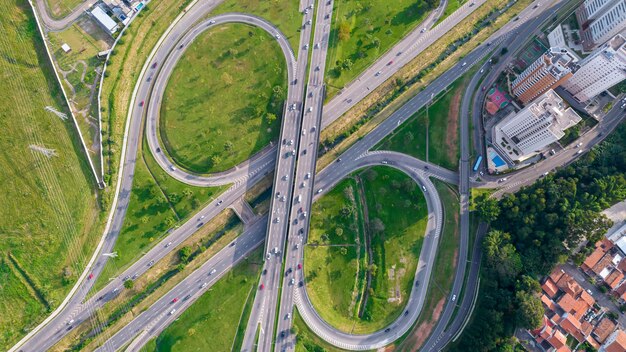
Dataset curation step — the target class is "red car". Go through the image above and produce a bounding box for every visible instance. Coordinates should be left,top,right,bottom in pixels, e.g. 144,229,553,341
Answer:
297,263,302,270
171,297,179,303
260,284,265,290
88,273,94,280
139,101,144,107
387,60,393,66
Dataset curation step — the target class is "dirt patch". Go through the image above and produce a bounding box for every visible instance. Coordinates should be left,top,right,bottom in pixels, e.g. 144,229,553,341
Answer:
398,298,446,351
445,90,461,164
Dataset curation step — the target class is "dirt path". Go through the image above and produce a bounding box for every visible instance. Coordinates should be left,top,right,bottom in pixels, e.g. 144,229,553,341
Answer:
355,175,374,319
397,298,446,351
446,89,461,163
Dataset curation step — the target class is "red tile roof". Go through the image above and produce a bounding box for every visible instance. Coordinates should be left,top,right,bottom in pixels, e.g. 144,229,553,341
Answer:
557,293,590,320
557,273,582,297
581,321,594,336
579,290,595,307
550,267,565,284
560,313,584,342
606,270,625,290
548,329,568,349
592,254,614,276
542,278,559,298
605,330,626,352
584,246,607,272
593,317,617,343
586,335,600,349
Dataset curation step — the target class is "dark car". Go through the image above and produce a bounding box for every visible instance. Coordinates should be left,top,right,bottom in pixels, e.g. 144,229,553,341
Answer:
263,269,267,275
151,62,158,69
298,281,304,287
183,294,192,301
139,101,144,107
384,328,391,333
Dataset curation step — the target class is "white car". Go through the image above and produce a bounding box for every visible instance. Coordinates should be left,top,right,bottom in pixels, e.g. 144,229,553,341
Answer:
275,34,281,39
462,62,467,67
452,294,457,301
166,242,172,247
170,165,177,171
307,107,313,112
305,172,311,179
317,188,323,194
202,282,208,288
169,309,176,315
210,269,216,275
314,42,320,49
274,217,280,223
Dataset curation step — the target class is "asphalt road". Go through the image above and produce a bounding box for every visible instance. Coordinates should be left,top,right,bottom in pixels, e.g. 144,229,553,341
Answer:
250,1,314,351
33,0,96,31
19,0,624,351
92,149,451,351
272,0,335,350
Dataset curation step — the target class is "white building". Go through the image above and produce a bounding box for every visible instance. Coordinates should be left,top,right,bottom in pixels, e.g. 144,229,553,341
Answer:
492,90,582,162
91,5,119,34
548,25,567,48
576,0,626,51
562,35,626,102
512,47,578,104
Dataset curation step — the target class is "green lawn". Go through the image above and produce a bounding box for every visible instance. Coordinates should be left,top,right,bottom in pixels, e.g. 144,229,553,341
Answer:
395,180,460,350
376,70,472,170
359,166,428,330
147,248,262,352
325,0,437,97
0,0,103,348
161,23,287,174
304,178,367,333
305,167,428,334
436,0,465,25
94,139,227,291
211,0,302,54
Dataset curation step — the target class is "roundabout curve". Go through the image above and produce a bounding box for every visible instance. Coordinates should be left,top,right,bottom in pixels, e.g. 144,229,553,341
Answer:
143,13,295,187
289,151,445,350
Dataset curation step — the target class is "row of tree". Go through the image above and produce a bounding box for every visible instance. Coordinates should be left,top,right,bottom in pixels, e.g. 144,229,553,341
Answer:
455,121,626,351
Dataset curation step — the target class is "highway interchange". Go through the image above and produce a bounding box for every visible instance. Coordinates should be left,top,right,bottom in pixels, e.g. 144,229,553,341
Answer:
14,0,626,351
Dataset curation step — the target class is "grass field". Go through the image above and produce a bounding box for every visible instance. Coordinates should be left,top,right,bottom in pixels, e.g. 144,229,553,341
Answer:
0,0,103,348
147,248,262,351
211,0,302,54
395,180,460,350
161,23,287,174
94,138,227,291
304,179,367,333
359,166,428,330
305,167,428,334
325,0,436,97
375,68,473,170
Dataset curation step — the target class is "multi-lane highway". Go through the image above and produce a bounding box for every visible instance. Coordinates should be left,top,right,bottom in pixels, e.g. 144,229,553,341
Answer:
249,1,314,350
273,0,334,349
92,150,450,351
16,0,620,351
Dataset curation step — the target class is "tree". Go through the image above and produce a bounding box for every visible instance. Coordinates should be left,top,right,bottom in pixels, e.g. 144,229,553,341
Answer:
179,246,192,264
341,58,353,71
335,227,344,237
266,113,277,123
340,247,348,255
224,140,234,151
211,155,222,166
475,193,500,222
515,290,544,329
371,37,381,49
338,21,351,41
371,218,385,233
124,279,134,290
